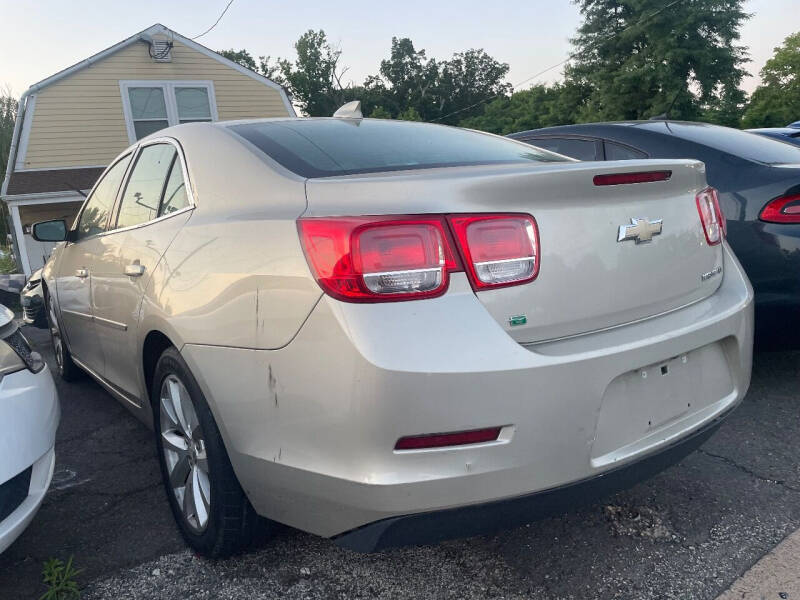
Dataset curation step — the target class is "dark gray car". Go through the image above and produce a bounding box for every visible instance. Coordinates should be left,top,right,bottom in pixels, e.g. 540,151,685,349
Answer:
510,121,800,347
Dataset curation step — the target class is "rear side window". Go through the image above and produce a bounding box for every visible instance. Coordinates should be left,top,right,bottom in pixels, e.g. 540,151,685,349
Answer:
230,119,567,178
524,137,599,161
159,160,190,216
605,141,647,160
116,144,177,229
76,154,132,240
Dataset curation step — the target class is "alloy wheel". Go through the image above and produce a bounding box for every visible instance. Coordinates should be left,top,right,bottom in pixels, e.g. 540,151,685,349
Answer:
159,374,211,533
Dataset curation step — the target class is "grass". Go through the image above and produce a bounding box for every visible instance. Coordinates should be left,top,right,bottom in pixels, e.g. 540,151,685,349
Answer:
40,556,81,600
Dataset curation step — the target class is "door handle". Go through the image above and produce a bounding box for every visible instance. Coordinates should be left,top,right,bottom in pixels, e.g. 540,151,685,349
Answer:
124,263,145,277
75,268,88,278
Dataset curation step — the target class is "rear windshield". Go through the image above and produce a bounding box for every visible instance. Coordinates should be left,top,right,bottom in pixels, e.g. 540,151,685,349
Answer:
642,122,800,165
229,119,567,178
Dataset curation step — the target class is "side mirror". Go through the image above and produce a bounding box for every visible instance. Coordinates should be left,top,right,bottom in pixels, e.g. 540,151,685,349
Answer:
32,220,67,242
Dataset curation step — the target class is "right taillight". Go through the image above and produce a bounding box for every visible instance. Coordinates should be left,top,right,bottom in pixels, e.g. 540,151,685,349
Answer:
760,194,800,224
696,187,725,246
447,214,540,289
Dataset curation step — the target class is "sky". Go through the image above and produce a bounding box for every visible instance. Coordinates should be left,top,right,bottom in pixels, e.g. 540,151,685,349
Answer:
0,0,796,98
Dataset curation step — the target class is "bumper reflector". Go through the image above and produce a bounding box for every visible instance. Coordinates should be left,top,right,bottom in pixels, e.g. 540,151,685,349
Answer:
395,427,502,450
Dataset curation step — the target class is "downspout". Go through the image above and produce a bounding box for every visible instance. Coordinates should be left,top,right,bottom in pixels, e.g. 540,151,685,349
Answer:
1,88,34,271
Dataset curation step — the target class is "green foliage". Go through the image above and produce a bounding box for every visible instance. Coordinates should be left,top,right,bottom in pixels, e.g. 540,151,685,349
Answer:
397,106,422,121
40,557,81,600
460,82,590,134
218,48,257,71
375,38,510,124
743,32,800,128
566,0,750,122
0,246,16,274
369,106,392,119
1,88,17,185
219,34,510,122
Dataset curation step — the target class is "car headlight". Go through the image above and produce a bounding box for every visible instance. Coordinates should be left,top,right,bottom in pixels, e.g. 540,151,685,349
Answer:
0,306,45,377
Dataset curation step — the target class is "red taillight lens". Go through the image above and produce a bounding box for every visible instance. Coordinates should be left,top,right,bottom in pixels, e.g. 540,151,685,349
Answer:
696,187,725,245
593,170,672,186
394,427,502,450
448,214,539,289
760,194,800,224
297,216,460,302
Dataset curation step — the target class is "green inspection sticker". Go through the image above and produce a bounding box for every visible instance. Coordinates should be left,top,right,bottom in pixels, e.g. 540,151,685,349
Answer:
509,315,527,326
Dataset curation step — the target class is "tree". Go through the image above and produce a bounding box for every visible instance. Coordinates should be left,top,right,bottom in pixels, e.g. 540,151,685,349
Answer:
278,30,349,116
460,81,590,134
0,87,18,246
375,38,511,124
742,32,800,128
0,88,17,185
218,48,258,72
567,0,750,122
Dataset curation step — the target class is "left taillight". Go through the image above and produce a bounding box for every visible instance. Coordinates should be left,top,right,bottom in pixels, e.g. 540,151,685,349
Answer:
297,216,460,302
696,187,726,246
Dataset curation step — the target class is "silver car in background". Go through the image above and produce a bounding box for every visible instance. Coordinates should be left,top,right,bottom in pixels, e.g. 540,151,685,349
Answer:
33,112,753,557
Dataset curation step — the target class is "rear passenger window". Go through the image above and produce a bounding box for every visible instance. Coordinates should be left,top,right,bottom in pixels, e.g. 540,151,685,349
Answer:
159,159,190,216
116,144,176,229
605,141,647,160
525,138,598,161
75,154,132,240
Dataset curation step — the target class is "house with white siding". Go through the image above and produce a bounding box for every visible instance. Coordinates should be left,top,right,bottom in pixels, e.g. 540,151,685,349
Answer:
1,23,294,275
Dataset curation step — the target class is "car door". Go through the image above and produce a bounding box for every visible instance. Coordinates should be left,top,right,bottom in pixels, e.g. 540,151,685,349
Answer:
55,154,132,375
92,140,193,401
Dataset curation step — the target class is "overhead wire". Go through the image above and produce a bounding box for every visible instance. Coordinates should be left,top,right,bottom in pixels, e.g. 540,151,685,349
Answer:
192,0,236,40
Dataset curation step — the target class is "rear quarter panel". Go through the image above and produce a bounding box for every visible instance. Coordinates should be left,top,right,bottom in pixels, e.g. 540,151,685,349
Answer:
138,124,321,353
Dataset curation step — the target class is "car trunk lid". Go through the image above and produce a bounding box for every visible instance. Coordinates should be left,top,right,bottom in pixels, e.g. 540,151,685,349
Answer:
304,159,723,344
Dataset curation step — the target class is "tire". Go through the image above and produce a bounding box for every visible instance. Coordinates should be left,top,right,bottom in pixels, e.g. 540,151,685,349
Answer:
43,288,81,381
152,347,268,557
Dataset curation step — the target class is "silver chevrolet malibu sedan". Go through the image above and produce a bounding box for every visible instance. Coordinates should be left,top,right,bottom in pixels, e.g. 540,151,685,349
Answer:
34,108,753,556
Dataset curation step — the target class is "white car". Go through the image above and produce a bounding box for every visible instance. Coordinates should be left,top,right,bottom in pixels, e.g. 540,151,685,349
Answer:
34,109,752,556
0,306,59,554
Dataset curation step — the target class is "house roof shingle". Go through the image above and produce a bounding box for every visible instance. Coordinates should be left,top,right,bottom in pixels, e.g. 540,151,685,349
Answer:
6,167,104,196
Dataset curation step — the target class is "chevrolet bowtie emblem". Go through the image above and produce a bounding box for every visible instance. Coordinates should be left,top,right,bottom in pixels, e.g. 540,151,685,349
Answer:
617,217,663,244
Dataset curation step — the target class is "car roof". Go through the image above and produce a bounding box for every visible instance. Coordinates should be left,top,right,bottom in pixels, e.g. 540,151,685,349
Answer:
747,127,800,136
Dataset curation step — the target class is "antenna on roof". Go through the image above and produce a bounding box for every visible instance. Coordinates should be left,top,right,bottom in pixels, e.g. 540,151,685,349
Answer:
333,101,363,119
650,88,682,121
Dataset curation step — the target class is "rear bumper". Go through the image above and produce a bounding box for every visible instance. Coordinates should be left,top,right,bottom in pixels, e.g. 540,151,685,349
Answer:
182,243,753,540
335,411,726,551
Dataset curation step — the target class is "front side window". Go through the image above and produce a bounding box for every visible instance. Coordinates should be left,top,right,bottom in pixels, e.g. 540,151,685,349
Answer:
123,82,215,142
76,155,132,240
116,144,177,229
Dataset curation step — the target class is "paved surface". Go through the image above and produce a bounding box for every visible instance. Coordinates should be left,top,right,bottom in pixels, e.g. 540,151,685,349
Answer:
0,326,798,599
718,527,800,600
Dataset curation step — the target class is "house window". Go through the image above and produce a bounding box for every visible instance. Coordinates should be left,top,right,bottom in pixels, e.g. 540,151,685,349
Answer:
120,81,218,143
